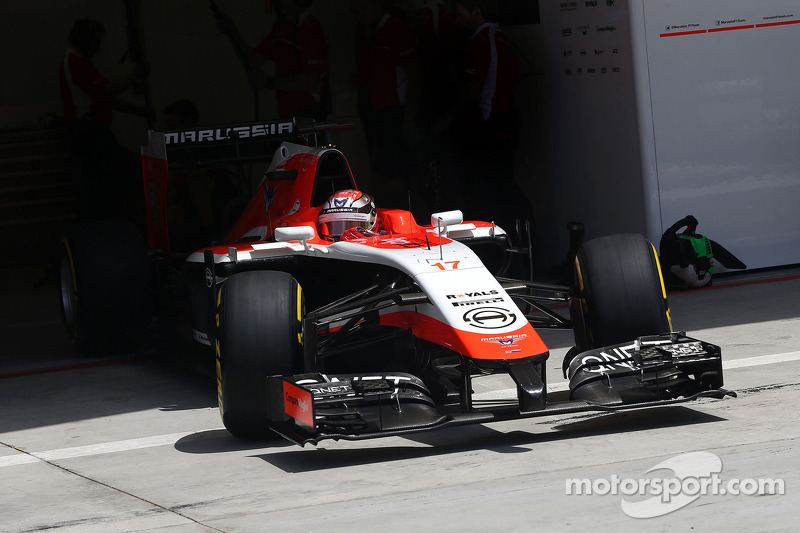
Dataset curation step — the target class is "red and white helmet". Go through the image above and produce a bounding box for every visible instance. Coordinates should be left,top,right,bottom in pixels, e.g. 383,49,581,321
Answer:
318,189,377,240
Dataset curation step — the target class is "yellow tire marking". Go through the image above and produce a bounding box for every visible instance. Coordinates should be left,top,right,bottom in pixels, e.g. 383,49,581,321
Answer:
651,243,674,331
215,338,224,416
574,256,584,291
651,244,668,299
574,257,589,312
216,285,224,415
296,282,304,346
296,283,303,322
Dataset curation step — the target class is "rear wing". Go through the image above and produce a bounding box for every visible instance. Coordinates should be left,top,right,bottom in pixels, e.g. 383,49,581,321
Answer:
140,117,351,251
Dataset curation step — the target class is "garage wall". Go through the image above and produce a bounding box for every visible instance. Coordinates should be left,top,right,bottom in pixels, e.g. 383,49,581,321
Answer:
535,0,800,270
632,0,800,270
535,0,646,267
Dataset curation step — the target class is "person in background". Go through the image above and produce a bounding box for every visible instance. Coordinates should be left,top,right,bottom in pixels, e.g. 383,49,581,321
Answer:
60,19,149,130
59,18,149,220
435,0,532,236
214,0,330,121
350,0,425,215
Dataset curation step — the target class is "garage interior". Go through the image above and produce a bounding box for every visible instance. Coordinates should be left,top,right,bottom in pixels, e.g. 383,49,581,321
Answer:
3,0,798,271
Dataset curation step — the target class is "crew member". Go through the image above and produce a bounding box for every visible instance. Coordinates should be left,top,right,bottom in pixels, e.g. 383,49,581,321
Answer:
215,0,330,121
59,18,149,220
350,0,425,213
436,1,531,234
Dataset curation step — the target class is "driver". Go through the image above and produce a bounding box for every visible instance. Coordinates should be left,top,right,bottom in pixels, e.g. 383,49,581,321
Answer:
317,189,378,241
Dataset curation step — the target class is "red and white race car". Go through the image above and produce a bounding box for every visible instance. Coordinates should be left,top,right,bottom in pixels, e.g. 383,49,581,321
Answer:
59,118,733,445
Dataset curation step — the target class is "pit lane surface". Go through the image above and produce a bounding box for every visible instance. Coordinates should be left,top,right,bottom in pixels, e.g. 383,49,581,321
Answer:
2,266,798,532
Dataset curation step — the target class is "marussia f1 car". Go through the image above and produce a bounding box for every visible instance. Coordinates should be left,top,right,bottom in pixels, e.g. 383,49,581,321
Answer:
59,117,733,446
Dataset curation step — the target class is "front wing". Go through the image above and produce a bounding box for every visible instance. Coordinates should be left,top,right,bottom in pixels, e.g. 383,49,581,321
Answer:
266,333,735,446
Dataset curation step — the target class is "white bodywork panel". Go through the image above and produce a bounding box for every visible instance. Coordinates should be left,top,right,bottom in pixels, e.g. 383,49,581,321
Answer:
186,224,547,358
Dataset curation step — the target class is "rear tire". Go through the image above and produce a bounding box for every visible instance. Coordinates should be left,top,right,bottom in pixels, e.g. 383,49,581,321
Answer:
58,220,152,356
216,271,304,440
572,233,671,350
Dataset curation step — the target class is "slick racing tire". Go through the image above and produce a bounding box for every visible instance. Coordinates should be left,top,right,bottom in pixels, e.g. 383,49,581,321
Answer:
58,220,152,356
216,271,304,440
572,233,671,351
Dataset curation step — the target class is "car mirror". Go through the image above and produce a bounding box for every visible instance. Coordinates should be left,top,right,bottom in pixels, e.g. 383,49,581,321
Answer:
431,210,463,229
274,226,315,243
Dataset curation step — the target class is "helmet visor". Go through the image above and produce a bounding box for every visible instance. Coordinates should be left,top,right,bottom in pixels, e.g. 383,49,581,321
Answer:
325,219,373,238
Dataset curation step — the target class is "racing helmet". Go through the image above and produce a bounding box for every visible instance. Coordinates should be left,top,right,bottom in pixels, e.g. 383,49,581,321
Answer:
318,189,377,240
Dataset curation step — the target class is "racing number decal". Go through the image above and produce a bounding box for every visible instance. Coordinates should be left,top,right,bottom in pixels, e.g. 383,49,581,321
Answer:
431,261,460,270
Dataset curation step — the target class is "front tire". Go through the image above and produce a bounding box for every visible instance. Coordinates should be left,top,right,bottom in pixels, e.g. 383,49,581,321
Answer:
216,271,304,440
572,233,671,350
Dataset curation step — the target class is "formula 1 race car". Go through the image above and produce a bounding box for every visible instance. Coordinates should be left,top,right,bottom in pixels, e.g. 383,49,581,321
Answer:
58,117,733,446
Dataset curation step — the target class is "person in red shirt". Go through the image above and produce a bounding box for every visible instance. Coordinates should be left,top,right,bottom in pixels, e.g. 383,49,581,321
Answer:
216,0,330,121
436,1,531,237
451,1,518,148
350,0,425,213
59,19,148,130
59,19,149,221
